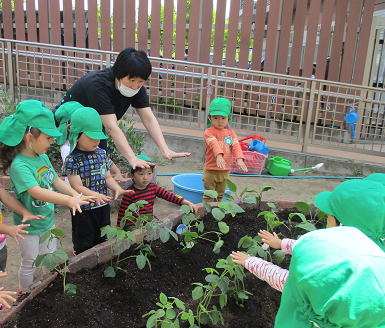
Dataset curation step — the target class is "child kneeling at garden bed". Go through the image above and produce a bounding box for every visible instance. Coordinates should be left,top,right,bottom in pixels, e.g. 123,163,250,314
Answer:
117,154,197,230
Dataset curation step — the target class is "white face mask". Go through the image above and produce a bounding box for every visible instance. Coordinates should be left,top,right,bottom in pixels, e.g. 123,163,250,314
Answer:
117,80,141,98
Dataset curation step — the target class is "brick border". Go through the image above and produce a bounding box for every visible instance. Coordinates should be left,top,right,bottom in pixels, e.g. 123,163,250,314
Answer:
0,199,296,325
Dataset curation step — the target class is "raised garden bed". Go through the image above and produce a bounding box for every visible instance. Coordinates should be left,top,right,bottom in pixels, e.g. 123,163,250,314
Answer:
2,200,308,328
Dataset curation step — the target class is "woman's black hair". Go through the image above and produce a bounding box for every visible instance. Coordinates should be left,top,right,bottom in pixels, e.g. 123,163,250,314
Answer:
113,47,152,80
0,127,41,175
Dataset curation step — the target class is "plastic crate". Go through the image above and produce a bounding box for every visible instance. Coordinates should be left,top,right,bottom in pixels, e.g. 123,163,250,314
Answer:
231,151,268,175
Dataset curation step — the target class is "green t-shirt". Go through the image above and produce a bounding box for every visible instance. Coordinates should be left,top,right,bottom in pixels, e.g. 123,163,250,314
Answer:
10,153,58,234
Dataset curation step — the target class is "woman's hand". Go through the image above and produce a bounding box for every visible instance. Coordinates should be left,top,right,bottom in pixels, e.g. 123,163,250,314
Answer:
161,148,191,160
128,156,155,170
230,251,250,266
258,230,282,249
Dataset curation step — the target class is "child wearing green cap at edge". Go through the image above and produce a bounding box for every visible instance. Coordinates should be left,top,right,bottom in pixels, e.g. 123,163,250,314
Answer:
230,177,385,295
203,97,247,202
53,101,129,185
0,100,94,291
117,154,198,231
62,107,134,255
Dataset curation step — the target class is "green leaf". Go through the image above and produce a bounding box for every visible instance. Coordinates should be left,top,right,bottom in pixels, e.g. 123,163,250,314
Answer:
297,222,316,232
146,314,156,328
223,193,234,202
51,228,64,237
212,208,225,221
101,225,118,240
200,313,210,325
219,294,227,309
228,202,245,215
181,312,189,320
267,202,276,208
198,221,204,233
316,210,328,220
243,195,257,204
39,230,52,244
136,254,147,270
160,230,170,243
174,298,185,311
235,265,244,280
160,292,168,305
166,309,176,319
218,202,231,211
218,222,229,234
136,199,149,206
226,179,237,193
182,213,195,226
213,240,224,253
204,190,218,199
205,274,219,282
53,249,68,260
42,253,58,271
33,254,45,268
65,283,77,295
212,310,219,325
238,235,252,248
261,186,275,192
237,291,248,299
104,266,116,278
273,250,285,264
202,201,212,213
180,204,191,214
294,201,312,213
126,231,136,243
256,246,266,257
192,286,203,300
117,229,126,240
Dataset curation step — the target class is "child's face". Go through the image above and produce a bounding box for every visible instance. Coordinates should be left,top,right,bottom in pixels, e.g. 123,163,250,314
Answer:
29,132,53,155
76,133,100,152
130,167,153,189
210,115,229,129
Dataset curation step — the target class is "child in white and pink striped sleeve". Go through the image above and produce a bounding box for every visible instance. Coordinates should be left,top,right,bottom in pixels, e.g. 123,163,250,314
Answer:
231,230,297,292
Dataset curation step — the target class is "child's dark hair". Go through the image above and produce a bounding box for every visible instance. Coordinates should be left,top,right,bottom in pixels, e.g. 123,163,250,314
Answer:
0,127,41,174
131,165,155,174
113,47,152,81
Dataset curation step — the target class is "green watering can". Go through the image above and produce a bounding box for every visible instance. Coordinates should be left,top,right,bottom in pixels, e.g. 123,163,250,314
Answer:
265,157,324,176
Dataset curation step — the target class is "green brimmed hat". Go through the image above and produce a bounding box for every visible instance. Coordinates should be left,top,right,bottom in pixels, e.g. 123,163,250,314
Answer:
0,99,62,146
69,107,107,152
365,172,385,185
207,97,232,128
54,101,84,145
128,154,153,172
315,179,385,251
276,227,385,327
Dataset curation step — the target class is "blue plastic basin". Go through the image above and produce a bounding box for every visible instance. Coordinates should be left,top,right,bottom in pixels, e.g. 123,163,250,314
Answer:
171,173,230,204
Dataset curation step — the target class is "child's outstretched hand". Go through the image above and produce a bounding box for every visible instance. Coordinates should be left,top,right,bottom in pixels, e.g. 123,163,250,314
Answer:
21,212,45,223
182,200,198,215
113,188,135,200
113,171,131,183
4,224,30,245
93,193,112,206
68,194,95,215
258,230,282,249
230,251,251,266
0,287,17,309
216,154,226,169
236,158,248,172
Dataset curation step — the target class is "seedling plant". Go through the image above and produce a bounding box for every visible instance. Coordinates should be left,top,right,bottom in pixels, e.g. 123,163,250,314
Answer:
34,228,77,295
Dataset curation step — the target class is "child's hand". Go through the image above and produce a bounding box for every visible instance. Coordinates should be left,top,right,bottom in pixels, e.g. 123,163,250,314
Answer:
5,224,30,245
113,188,135,200
258,230,282,249
236,158,248,172
183,200,198,215
230,251,250,266
113,172,131,183
216,154,226,169
21,212,45,223
93,193,112,206
67,193,94,215
0,271,7,278
0,287,17,309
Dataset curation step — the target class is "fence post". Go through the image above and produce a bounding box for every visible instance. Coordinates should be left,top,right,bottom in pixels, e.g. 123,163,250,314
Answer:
6,42,14,98
204,66,213,129
302,80,316,153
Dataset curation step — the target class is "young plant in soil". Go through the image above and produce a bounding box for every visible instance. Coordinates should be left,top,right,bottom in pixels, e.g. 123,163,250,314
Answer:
290,197,327,233
34,228,76,295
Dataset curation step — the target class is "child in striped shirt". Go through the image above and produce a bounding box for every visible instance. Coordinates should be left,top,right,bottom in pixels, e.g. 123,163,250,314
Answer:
117,155,197,230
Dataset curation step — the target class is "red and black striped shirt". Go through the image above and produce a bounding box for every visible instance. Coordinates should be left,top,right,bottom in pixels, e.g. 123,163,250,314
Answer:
117,183,184,226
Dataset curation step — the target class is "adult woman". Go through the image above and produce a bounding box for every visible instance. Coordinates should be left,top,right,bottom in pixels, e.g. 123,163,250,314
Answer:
58,47,190,174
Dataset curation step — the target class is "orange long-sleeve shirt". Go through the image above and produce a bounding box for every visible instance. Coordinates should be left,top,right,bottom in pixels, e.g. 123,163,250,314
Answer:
204,126,244,170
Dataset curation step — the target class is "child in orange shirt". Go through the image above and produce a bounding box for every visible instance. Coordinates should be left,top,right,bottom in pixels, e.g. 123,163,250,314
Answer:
203,98,247,202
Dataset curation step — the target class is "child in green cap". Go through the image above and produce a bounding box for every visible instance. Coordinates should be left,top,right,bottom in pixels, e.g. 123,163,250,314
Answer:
62,107,133,255
117,155,197,230
203,97,247,202
231,178,385,293
0,99,93,290
54,101,128,184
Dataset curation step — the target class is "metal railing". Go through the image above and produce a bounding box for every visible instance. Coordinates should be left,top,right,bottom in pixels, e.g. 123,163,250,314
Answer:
1,38,385,157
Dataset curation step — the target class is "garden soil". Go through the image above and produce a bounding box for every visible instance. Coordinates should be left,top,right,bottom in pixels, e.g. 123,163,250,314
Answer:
0,160,346,326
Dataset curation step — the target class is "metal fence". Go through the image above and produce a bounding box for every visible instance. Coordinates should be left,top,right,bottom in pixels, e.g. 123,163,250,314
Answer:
1,39,385,157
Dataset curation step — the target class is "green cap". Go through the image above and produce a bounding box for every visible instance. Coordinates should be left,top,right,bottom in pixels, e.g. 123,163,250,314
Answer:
0,100,62,146
207,97,232,128
365,173,385,185
54,101,84,145
68,107,107,152
315,179,385,251
276,227,385,328
128,154,153,172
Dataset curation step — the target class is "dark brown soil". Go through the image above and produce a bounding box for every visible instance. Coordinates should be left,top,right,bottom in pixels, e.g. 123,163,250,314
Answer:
4,207,299,328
